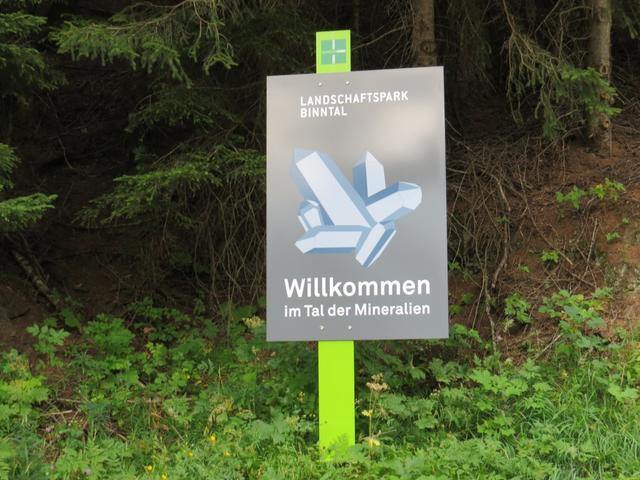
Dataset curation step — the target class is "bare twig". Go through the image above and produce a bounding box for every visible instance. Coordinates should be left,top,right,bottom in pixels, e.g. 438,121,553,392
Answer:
11,250,59,309
42,410,75,417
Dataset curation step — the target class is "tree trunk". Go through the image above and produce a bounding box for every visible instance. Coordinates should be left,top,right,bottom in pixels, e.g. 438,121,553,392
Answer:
411,0,437,66
587,0,612,154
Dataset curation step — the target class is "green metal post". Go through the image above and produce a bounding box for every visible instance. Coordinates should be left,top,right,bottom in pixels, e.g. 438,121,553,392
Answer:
315,30,355,450
318,340,355,448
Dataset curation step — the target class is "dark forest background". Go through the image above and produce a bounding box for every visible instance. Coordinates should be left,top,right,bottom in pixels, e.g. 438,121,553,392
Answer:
2,0,638,309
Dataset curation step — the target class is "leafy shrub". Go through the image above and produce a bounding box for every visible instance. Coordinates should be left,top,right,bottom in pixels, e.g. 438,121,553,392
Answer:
540,249,560,264
555,178,626,211
555,185,587,210
0,350,48,477
503,292,532,326
539,288,610,354
26,323,70,367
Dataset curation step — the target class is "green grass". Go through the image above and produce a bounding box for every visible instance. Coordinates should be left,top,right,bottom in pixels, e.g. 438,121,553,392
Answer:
1,293,639,479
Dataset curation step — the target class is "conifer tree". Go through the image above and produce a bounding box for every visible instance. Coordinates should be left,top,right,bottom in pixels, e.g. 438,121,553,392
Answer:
51,1,315,301
0,1,57,233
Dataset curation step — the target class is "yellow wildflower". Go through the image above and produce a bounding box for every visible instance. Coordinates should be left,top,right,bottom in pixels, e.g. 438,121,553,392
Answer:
366,374,389,393
243,315,264,330
209,434,218,445
223,450,232,457
366,381,389,393
144,464,154,473
187,450,194,458
361,409,373,418
366,437,381,447
161,474,168,480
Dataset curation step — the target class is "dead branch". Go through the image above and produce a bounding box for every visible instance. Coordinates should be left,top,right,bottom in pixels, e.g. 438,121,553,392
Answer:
11,249,60,310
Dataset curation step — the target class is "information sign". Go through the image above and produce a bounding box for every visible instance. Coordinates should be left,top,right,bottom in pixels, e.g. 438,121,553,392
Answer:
267,66,448,341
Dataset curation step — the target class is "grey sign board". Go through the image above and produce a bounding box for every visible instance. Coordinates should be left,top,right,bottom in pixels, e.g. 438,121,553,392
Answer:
266,66,448,341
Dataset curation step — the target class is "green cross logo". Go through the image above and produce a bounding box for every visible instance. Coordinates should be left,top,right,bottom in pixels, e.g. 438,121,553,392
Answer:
316,30,351,73
321,39,347,65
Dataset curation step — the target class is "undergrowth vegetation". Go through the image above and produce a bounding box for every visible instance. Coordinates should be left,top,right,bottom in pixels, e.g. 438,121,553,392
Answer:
1,291,638,479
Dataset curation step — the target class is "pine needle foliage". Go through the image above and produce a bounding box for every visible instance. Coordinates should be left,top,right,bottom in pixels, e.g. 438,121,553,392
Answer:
0,143,17,191
0,1,57,234
80,145,264,224
500,0,621,138
52,1,236,86
52,1,315,302
0,191,57,233
0,2,58,107
438,0,634,138
0,146,55,234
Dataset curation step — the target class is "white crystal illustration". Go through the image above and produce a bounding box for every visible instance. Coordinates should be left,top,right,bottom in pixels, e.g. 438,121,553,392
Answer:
355,222,397,267
298,200,323,231
353,151,385,198
292,149,421,267
365,182,422,223
295,226,368,254
294,150,373,228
